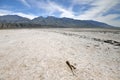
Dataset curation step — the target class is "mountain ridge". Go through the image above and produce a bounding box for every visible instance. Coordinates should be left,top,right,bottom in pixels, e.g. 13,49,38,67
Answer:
0,15,114,29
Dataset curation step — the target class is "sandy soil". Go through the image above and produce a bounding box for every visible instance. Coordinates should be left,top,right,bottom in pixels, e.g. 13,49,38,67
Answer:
0,28,120,80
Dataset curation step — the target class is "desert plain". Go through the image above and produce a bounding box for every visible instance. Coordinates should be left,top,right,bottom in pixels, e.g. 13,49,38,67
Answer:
0,28,120,80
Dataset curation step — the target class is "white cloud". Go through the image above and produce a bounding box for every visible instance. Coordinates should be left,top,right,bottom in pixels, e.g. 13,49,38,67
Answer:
95,14,120,27
14,13,37,19
60,0,119,27
20,0,31,7
0,9,12,16
73,0,119,19
0,9,37,19
27,0,75,18
72,0,94,5
46,1,74,18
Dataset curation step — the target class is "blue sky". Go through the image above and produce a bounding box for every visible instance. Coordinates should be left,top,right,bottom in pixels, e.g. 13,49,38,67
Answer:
0,0,120,27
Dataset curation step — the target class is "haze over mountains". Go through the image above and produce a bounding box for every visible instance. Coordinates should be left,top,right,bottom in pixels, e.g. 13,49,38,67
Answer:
0,15,114,29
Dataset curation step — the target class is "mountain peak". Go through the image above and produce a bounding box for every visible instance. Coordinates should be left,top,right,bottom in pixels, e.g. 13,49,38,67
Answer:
1,15,26,19
46,16,57,18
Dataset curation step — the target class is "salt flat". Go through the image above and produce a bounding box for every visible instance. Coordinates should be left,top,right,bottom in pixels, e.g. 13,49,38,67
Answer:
0,28,120,80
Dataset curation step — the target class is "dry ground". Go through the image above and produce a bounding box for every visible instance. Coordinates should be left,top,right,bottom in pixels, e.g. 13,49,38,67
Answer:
0,28,120,80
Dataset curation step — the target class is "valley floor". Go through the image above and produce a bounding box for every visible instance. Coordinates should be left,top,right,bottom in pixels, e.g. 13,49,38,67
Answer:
0,28,120,80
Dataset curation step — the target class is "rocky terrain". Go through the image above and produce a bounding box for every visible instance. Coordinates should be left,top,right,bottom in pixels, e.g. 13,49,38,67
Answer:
0,28,120,80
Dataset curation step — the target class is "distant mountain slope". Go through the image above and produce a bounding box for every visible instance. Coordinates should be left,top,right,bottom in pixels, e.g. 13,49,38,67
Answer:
0,15,113,29
0,15,30,23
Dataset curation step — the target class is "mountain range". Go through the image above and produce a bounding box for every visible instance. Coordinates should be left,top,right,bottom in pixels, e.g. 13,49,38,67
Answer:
0,15,114,29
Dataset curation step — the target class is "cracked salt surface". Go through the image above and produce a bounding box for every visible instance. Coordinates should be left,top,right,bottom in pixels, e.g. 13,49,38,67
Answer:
0,29,120,80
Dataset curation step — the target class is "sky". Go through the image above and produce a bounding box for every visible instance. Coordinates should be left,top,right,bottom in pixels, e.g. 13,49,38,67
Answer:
0,0,120,27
